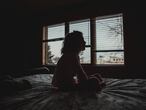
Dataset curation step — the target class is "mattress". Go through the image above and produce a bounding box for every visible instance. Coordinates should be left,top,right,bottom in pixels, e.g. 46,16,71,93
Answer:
0,74,146,110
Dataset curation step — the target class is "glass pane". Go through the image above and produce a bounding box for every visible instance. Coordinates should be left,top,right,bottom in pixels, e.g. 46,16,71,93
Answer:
47,41,63,64
79,48,91,64
96,52,124,64
70,20,90,45
69,20,91,64
96,15,124,50
48,24,65,39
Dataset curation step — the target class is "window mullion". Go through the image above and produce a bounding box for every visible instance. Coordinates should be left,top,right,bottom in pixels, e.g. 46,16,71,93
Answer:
42,26,48,64
90,18,97,65
65,22,69,35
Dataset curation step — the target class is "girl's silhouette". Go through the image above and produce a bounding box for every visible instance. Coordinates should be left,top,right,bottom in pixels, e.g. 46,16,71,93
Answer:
52,31,106,91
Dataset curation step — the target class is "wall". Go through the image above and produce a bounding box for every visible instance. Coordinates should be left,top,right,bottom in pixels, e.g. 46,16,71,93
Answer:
0,10,42,76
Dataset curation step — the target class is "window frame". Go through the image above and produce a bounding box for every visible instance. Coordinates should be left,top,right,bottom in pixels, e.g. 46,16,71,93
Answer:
42,13,125,66
95,13,124,65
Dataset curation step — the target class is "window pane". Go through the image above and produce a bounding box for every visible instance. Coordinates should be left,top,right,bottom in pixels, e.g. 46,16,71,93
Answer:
96,52,124,64
48,24,65,39
79,48,91,64
96,14,124,65
47,41,63,64
70,20,90,45
96,15,124,50
70,19,91,64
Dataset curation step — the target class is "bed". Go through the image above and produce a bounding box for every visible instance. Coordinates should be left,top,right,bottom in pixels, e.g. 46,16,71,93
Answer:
0,70,146,110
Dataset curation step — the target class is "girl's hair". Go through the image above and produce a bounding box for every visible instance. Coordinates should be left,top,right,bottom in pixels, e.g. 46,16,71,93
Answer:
61,31,84,54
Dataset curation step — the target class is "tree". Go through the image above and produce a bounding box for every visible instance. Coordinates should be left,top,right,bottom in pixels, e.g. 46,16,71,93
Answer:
47,45,54,64
79,51,84,63
53,57,60,64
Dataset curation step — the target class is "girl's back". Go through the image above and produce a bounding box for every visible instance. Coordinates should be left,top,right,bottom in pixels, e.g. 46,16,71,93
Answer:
52,53,77,88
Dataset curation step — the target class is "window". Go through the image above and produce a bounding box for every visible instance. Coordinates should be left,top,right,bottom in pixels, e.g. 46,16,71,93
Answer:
96,14,124,64
42,13,124,65
42,23,65,64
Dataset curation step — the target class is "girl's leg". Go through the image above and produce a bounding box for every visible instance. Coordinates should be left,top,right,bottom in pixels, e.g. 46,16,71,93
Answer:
90,73,104,82
78,76,106,91
89,74,106,89
88,77,102,91
58,83,78,91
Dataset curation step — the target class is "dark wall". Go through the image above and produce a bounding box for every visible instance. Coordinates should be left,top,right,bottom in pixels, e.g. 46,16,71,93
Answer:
0,1,146,77
0,9,42,75
124,8,146,75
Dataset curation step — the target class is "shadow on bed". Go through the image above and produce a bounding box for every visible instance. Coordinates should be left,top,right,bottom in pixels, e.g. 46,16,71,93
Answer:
0,75,32,96
0,67,50,96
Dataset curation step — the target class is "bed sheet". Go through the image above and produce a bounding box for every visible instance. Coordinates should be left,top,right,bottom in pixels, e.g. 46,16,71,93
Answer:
0,74,146,110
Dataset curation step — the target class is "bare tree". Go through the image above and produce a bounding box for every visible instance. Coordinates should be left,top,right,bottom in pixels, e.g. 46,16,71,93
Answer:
48,45,54,64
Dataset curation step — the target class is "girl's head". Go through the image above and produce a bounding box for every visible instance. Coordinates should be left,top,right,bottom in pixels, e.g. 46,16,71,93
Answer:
61,31,86,54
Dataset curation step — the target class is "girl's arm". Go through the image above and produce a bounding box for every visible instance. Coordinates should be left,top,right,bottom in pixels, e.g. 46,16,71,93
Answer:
74,55,88,82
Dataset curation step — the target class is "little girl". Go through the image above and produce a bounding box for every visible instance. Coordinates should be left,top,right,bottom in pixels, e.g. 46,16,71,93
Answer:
52,31,106,91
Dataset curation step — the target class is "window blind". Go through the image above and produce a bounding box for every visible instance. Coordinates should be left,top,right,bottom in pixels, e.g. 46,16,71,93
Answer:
96,14,124,51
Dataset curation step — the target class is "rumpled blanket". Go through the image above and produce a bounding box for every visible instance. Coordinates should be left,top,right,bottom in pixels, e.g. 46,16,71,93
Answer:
0,74,146,110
